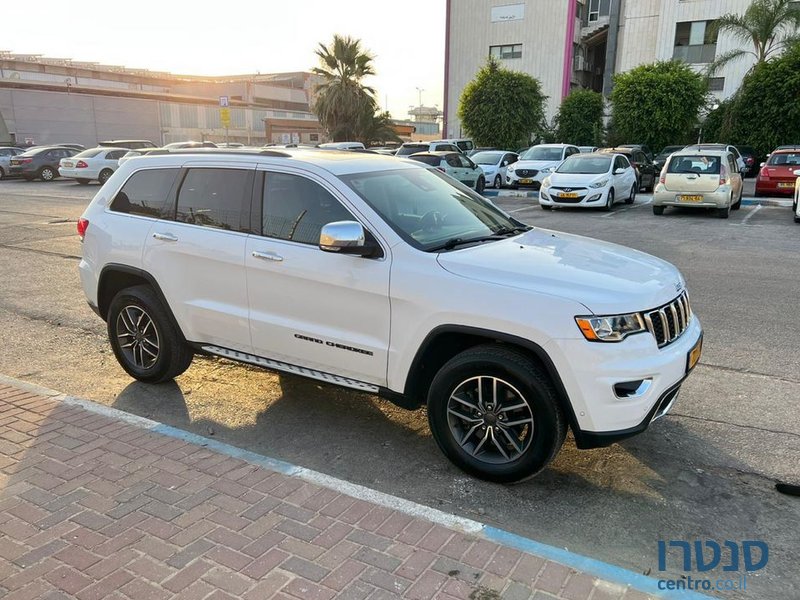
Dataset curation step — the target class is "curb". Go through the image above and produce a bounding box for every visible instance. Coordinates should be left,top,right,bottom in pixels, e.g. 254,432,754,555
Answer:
740,197,792,207
0,373,713,600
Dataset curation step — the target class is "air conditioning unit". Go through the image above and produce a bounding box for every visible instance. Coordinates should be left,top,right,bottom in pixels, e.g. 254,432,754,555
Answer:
574,56,587,72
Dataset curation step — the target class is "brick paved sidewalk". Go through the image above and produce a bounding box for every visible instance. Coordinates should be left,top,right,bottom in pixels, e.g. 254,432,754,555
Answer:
0,382,656,600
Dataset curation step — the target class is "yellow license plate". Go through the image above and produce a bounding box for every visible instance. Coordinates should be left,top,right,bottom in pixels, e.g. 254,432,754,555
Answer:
778,182,795,188
559,192,578,198
519,179,532,184
687,337,703,372
680,195,703,203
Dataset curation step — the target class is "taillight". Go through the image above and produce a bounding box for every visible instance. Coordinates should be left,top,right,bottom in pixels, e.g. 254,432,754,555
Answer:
746,157,754,165
76,160,88,168
77,218,89,240
19,157,32,164
659,168,666,185
719,164,728,185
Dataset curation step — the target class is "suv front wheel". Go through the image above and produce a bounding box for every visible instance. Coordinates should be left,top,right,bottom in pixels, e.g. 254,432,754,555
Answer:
107,285,193,383
427,344,566,483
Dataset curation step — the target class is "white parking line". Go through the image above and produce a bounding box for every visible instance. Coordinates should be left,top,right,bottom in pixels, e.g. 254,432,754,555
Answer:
738,204,762,225
508,206,533,213
600,197,652,217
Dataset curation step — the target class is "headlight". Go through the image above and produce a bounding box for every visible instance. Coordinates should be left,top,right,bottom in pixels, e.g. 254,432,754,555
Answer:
590,178,609,189
575,313,645,342
542,176,551,188
507,165,515,172
540,166,555,174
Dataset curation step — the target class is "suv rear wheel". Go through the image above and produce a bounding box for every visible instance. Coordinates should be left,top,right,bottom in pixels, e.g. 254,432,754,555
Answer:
427,344,566,483
107,285,193,383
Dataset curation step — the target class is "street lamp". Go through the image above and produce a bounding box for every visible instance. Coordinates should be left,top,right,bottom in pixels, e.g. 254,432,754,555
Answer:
415,87,424,119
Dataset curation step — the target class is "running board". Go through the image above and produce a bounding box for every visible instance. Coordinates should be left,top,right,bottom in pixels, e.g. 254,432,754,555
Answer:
200,345,380,393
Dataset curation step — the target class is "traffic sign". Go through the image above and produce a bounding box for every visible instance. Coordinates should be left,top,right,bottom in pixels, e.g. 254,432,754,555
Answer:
219,96,229,108
220,108,231,128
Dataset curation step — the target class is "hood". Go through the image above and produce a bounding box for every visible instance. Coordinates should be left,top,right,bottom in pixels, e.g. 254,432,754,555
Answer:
513,159,559,170
547,172,609,186
436,228,684,315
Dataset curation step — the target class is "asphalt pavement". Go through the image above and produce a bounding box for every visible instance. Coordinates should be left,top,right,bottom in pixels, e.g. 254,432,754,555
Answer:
0,178,798,599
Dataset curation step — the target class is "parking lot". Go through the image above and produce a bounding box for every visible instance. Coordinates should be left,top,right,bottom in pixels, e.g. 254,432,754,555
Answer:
0,178,798,599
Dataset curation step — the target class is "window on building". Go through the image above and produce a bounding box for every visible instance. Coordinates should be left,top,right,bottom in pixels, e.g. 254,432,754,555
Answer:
588,0,610,22
309,133,319,142
673,20,718,64
489,44,522,60
708,77,725,92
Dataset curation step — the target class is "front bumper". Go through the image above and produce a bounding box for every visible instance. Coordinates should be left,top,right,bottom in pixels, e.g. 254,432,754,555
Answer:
546,315,703,444
539,186,608,207
507,170,548,189
653,187,732,208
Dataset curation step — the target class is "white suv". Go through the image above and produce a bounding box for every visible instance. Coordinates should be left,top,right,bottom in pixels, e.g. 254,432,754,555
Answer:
78,148,703,482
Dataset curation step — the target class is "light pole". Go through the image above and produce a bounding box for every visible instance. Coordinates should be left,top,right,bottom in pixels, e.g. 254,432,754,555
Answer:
415,87,424,119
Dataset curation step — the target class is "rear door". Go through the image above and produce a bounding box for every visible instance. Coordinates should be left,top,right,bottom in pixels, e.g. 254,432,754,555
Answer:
457,154,479,187
664,154,722,193
444,154,464,181
141,164,255,352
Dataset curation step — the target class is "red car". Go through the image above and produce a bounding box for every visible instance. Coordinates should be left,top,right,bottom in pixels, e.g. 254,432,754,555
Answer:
755,147,800,196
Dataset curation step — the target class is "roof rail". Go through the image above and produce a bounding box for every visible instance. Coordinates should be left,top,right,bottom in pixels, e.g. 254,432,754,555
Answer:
145,148,292,158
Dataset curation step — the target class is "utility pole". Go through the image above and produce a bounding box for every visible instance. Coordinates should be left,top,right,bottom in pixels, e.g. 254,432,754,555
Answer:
415,87,424,120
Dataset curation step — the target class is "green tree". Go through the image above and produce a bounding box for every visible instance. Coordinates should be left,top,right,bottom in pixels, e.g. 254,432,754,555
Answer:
312,35,378,141
554,90,605,145
708,0,800,74
458,58,547,149
357,111,402,146
609,61,707,153
714,44,800,159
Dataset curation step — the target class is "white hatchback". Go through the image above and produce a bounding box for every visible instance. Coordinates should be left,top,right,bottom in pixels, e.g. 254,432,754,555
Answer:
59,147,130,185
539,153,638,210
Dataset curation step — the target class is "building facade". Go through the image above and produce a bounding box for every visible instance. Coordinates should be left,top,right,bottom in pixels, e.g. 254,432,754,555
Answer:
0,53,325,147
444,0,755,140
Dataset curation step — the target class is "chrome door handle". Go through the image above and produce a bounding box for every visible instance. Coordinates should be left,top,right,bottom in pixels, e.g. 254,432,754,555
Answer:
252,250,284,262
152,232,178,242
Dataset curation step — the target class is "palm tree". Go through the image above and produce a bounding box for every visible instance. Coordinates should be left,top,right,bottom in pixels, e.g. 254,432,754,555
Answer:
708,0,800,74
312,35,378,141
357,111,402,147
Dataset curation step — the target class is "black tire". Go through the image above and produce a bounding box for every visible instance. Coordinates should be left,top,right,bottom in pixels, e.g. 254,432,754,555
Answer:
476,176,485,194
732,189,742,210
76,178,91,185
603,188,614,211
98,169,113,184
493,175,502,189
39,166,56,181
0,167,5,180
541,204,553,210
107,285,193,383
625,184,636,204
717,204,730,219
794,214,800,223
427,344,567,483
653,205,665,215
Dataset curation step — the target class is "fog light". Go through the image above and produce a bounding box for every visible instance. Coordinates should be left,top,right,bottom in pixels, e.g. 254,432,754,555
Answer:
613,379,652,399
587,193,602,202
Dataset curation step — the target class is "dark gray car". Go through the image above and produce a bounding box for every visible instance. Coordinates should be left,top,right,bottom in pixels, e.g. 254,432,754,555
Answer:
8,146,78,181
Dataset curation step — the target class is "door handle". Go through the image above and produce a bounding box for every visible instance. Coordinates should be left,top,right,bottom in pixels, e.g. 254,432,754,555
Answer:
252,250,284,262
152,232,178,242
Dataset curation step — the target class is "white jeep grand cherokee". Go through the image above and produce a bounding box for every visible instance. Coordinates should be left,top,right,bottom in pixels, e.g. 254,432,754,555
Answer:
78,148,703,483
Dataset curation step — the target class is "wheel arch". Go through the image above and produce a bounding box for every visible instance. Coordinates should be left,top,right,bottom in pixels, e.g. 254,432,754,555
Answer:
400,325,579,433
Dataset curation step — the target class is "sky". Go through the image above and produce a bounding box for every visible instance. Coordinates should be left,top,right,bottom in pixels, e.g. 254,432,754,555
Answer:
1,0,445,120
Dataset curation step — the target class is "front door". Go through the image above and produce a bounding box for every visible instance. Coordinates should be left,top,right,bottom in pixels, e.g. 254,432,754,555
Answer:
245,169,391,386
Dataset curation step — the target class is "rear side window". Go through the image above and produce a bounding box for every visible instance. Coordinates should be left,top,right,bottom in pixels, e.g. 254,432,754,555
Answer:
174,168,252,231
105,150,127,160
409,155,441,167
262,172,355,245
456,140,474,152
445,155,462,168
397,144,428,156
667,155,721,174
110,168,179,217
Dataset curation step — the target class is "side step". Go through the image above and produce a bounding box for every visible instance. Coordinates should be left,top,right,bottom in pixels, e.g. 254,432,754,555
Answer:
201,345,380,393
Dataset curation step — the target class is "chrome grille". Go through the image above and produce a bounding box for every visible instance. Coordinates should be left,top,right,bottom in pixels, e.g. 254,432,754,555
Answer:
515,169,538,177
643,291,691,347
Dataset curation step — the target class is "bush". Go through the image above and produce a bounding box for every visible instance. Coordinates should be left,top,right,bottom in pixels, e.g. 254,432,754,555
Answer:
609,61,707,152
458,58,547,149
555,90,605,146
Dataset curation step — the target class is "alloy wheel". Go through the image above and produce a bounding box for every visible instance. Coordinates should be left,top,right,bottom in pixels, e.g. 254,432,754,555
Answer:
115,305,160,369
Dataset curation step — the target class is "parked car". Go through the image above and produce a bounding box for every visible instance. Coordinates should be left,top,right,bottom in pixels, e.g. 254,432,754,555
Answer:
99,140,158,150
506,144,581,189
58,147,130,185
653,146,685,174
684,144,746,176
470,150,518,188
755,148,800,196
578,146,598,153
54,143,86,151
619,144,654,162
78,148,702,482
395,141,462,157
318,142,366,150
163,141,218,149
793,169,800,223
539,152,637,210
653,149,743,218
117,148,164,166
439,138,475,154
598,147,657,192
0,146,24,180
8,146,78,181
467,147,500,157
407,151,486,192
736,145,758,177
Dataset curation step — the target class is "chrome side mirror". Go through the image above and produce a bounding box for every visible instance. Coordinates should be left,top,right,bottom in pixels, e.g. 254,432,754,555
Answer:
613,168,626,175
319,221,379,257
760,162,766,167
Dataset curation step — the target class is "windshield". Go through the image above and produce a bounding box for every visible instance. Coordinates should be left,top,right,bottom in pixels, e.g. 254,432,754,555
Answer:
74,148,104,159
521,146,563,161
341,167,524,252
766,152,800,166
656,146,683,159
396,144,428,156
470,151,504,165
667,155,721,174
557,155,611,174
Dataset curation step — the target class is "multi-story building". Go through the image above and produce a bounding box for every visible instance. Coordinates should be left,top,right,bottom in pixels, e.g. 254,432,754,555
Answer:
444,0,755,140
0,53,325,147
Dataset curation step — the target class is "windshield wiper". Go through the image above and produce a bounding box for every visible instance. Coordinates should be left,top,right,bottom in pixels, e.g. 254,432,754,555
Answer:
492,225,531,236
428,228,530,252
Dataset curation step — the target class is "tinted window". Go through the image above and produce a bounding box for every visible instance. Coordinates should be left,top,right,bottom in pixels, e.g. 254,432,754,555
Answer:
767,152,800,165
445,155,461,168
396,144,429,156
408,155,442,167
457,155,474,168
110,168,179,217
175,168,251,231
106,150,127,160
74,149,104,159
262,172,355,245
456,140,474,152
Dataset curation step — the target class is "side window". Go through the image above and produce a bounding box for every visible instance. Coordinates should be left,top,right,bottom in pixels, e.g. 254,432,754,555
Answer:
504,153,516,165
110,168,179,217
106,150,125,160
262,172,356,245
445,155,461,168
174,168,251,231
728,155,737,172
